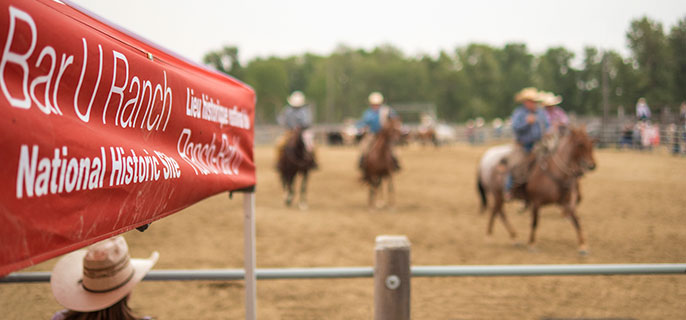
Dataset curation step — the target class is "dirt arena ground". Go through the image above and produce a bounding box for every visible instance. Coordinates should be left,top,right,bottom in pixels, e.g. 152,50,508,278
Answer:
2,142,686,319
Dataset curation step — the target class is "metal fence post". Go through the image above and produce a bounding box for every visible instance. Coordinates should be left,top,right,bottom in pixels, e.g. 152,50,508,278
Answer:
243,192,257,320
374,235,410,320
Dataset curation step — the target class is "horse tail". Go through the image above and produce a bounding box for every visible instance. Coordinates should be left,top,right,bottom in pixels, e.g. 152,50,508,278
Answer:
477,172,488,213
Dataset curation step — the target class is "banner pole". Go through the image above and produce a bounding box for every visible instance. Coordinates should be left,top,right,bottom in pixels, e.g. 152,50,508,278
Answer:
243,192,257,320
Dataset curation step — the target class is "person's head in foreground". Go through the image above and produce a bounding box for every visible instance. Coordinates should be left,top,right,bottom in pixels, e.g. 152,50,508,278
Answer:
50,235,159,320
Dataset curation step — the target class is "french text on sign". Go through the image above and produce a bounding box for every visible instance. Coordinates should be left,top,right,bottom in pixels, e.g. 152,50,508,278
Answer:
176,128,244,176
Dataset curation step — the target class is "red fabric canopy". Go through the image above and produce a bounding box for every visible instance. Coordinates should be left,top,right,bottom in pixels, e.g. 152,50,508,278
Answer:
0,0,256,276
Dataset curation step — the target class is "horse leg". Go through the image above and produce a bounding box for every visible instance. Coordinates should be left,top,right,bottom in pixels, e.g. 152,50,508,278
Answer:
369,177,383,209
528,204,540,251
387,175,395,208
298,171,309,210
498,209,517,241
280,175,288,204
487,190,501,235
284,175,294,207
488,191,517,240
368,177,376,209
565,207,588,255
374,178,384,209
575,182,582,204
487,205,498,236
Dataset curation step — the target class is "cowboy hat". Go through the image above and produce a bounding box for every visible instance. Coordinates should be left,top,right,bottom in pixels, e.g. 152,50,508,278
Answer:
51,236,159,312
514,87,541,103
541,92,563,107
368,92,384,105
287,91,306,107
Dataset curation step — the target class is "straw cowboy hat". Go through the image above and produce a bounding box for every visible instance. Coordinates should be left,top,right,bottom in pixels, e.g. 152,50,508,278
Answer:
368,92,384,105
51,236,159,312
540,91,563,107
287,91,306,107
514,87,541,103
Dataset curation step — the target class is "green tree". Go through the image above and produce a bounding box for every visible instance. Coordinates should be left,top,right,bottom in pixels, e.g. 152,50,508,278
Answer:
422,51,470,122
456,44,503,120
324,46,365,121
242,57,289,124
202,46,244,79
627,16,674,108
668,16,686,104
202,17,686,124
534,47,579,114
363,45,432,107
603,50,640,115
497,43,534,118
577,47,603,115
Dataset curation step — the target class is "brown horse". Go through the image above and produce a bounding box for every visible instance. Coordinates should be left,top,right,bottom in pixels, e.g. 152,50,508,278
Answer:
360,118,402,208
412,127,439,146
277,127,316,209
478,126,596,254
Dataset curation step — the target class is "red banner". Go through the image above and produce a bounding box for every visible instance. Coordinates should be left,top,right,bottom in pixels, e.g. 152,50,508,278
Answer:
0,0,256,276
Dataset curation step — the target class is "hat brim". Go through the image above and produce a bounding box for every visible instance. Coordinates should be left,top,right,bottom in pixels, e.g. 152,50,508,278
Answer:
515,94,539,103
51,249,159,312
544,96,563,106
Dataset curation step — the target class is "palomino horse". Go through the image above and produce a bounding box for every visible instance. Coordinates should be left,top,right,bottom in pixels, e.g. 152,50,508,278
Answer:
277,127,316,209
360,118,402,208
477,126,596,254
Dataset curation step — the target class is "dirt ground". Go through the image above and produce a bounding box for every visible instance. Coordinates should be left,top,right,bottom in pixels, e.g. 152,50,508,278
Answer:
2,142,686,319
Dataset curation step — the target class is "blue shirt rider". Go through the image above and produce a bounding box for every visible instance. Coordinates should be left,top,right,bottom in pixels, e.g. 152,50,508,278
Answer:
356,92,400,170
356,91,398,135
506,87,549,198
357,105,396,134
511,96,549,152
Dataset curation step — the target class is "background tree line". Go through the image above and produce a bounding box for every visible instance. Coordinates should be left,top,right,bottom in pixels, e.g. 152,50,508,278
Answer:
204,16,686,124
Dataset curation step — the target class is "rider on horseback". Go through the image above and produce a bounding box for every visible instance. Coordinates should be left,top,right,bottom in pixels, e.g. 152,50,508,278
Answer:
505,87,549,200
275,91,316,167
539,91,570,154
356,92,401,171
541,92,569,133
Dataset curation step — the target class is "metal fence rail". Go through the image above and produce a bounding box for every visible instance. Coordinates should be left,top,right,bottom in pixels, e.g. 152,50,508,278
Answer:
3,264,685,283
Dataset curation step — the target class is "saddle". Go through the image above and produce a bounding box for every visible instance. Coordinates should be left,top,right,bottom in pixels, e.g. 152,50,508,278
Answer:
502,149,538,201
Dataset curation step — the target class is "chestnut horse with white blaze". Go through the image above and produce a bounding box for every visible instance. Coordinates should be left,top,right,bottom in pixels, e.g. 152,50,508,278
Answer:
477,126,596,254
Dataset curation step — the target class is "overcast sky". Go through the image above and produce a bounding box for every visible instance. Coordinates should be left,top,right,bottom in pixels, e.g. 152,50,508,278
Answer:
68,0,686,64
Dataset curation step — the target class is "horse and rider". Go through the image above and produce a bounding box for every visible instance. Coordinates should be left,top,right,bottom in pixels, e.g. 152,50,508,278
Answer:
275,91,316,164
275,90,403,209
506,88,571,200
356,92,401,171
356,92,402,208
275,91,317,209
478,87,596,253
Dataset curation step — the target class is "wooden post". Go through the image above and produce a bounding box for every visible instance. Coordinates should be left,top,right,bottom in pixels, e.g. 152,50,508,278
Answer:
374,235,410,320
243,192,257,320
